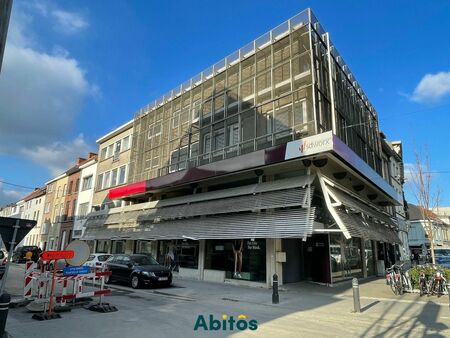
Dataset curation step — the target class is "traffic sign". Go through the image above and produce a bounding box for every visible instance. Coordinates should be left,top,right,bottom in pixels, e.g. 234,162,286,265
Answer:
63,266,90,276
41,250,74,261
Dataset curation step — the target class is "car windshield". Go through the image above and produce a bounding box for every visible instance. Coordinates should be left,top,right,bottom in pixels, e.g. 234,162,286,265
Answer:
131,255,159,266
98,255,111,262
86,255,95,261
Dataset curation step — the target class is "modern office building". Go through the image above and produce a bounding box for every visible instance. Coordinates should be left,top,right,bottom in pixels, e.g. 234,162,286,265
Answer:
83,9,405,286
0,0,12,72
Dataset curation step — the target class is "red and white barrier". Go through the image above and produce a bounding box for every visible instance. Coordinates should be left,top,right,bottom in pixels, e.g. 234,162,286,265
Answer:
24,261,36,299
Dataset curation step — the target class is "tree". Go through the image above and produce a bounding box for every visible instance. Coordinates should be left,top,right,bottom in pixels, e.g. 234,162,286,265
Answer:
409,145,441,265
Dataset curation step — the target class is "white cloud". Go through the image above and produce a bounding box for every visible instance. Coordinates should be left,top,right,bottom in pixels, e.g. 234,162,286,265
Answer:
410,70,450,103
0,2,97,175
21,134,92,176
0,181,26,206
51,9,88,34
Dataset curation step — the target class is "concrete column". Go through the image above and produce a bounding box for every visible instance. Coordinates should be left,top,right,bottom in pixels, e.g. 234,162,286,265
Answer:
266,238,275,288
266,238,283,287
198,240,205,280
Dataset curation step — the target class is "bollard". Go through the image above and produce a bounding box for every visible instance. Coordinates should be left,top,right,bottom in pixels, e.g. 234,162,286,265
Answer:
0,293,11,337
352,278,361,313
447,282,450,312
272,274,279,304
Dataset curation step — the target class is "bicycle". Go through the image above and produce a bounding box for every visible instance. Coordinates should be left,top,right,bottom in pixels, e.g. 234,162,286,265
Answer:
419,269,429,296
428,266,447,297
386,265,402,295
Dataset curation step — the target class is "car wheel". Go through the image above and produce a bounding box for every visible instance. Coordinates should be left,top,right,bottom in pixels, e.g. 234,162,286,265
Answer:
131,275,141,289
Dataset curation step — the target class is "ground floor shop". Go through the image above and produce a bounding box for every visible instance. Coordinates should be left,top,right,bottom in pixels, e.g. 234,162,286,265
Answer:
83,234,398,286
82,162,402,287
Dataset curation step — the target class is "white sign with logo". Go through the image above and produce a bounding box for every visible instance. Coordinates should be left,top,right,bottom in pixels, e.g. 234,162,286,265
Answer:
285,131,333,160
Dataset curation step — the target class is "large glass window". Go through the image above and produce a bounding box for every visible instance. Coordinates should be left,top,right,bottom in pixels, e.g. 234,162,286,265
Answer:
112,240,125,254
96,240,110,253
330,234,363,282
157,240,199,269
205,239,266,282
135,240,154,255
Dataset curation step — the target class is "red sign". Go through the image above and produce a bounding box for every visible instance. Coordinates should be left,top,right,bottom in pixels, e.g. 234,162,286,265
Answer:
41,250,74,261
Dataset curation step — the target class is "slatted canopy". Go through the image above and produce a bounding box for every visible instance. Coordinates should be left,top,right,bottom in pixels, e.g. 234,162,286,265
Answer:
82,176,316,241
324,184,401,244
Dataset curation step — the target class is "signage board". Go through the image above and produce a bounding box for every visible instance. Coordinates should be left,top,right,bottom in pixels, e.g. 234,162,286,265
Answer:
41,250,74,261
285,131,333,160
63,266,90,276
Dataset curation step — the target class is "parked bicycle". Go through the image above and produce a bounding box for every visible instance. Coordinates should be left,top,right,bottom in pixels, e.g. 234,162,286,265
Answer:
428,266,447,297
386,263,412,295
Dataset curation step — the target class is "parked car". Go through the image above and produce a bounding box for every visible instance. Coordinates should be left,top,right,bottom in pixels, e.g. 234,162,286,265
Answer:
83,253,112,271
104,254,172,289
12,246,41,263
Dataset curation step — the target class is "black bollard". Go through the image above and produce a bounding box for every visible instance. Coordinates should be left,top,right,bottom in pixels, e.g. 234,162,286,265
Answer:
272,273,279,304
352,278,361,313
0,293,11,337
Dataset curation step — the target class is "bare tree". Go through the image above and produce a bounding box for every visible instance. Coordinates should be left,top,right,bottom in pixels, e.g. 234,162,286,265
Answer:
409,145,441,265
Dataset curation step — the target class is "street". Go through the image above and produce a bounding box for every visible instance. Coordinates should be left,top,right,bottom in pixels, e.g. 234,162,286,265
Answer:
4,264,450,337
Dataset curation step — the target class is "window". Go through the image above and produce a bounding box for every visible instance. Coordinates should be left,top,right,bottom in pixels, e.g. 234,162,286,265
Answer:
213,126,225,151
122,136,130,151
107,144,114,158
47,184,53,193
77,203,89,219
44,202,50,214
111,168,118,187
68,181,73,195
81,175,93,191
97,173,104,190
100,147,107,160
115,140,121,154
103,171,111,189
202,133,211,154
112,241,125,254
170,147,188,172
65,201,70,216
62,184,67,196
118,165,127,185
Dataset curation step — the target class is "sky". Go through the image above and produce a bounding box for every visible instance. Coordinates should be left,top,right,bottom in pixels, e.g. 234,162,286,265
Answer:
0,0,450,206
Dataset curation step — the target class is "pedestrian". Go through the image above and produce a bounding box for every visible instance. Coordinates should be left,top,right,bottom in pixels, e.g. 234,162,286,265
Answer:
413,251,420,266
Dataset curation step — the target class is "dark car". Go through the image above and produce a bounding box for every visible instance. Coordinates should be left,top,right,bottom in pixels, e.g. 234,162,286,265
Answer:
104,254,172,289
12,246,42,263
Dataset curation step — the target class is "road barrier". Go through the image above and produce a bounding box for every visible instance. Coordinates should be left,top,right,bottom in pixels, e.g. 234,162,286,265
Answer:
352,278,361,313
25,262,117,320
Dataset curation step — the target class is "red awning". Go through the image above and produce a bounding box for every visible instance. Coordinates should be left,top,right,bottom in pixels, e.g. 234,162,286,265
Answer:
108,181,147,199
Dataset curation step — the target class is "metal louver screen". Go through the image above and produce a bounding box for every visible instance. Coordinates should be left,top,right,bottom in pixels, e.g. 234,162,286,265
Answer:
329,186,396,228
82,207,316,241
135,187,313,223
335,209,401,244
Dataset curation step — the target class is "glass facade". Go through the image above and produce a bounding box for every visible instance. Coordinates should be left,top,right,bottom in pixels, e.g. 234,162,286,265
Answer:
330,233,363,281
205,239,266,282
128,9,384,184
157,239,199,269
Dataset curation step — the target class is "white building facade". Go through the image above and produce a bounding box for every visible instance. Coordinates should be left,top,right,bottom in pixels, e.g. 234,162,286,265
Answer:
73,157,98,239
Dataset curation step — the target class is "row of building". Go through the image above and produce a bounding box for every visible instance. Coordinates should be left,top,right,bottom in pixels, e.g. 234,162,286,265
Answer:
1,9,447,287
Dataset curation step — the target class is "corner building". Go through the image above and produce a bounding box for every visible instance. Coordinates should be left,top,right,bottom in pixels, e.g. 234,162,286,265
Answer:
83,9,405,286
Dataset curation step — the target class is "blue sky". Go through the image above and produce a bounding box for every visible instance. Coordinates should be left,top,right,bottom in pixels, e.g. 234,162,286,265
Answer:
1,0,450,206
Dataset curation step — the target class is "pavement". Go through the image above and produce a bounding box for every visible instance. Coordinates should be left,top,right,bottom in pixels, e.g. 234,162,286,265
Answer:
3,264,450,337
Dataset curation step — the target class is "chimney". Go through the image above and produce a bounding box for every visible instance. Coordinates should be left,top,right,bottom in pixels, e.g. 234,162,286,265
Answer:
76,157,86,165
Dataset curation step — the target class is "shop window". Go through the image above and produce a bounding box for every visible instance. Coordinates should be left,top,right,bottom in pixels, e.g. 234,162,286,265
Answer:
330,233,363,282
96,240,110,253
112,240,125,254
205,239,266,282
157,240,199,269
135,240,154,255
